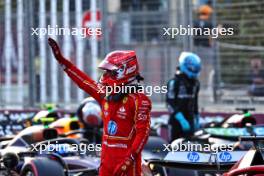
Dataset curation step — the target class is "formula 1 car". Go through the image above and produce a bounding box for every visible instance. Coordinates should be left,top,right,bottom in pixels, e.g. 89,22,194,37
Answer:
204,107,257,128
144,136,264,176
0,125,100,176
143,137,264,176
224,136,264,176
142,149,247,176
172,108,262,151
0,108,61,136
140,108,264,176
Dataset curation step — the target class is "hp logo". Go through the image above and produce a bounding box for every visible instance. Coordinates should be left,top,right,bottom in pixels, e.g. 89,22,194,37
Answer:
187,152,200,162
219,152,232,162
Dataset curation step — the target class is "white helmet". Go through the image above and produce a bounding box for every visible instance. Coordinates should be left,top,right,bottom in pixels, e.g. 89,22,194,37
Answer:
77,97,102,128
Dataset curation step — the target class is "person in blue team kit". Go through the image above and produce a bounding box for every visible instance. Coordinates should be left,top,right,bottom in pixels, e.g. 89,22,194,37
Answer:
166,52,202,142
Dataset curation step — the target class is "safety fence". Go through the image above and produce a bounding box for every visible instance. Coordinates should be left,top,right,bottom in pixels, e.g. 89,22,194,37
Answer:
0,0,264,109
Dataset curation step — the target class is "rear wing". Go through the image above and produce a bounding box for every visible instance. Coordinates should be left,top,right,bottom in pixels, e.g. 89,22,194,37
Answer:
235,107,255,113
147,151,246,171
240,136,264,141
204,126,264,140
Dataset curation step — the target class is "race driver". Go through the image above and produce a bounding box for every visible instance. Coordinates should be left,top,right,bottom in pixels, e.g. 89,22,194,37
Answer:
48,38,151,176
166,52,201,142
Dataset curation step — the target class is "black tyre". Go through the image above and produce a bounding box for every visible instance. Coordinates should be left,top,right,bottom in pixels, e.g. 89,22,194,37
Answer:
20,158,65,176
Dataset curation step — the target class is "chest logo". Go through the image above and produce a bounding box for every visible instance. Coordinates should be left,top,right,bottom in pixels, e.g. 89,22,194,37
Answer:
119,106,125,113
117,106,127,119
107,120,117,135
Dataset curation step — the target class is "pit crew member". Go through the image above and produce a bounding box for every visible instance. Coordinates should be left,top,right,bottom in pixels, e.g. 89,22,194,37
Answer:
166,52,201,142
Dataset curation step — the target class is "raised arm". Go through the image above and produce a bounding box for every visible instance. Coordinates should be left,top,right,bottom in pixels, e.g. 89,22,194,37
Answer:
48,38,104,103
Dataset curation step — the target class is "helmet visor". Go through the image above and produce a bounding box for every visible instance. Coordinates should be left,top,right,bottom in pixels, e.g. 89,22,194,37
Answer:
102,70,118,78
187,64,201,74
98,60,118,71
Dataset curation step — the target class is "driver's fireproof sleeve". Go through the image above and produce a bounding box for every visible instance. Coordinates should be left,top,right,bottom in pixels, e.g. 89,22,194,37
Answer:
48,38,104,103
129,95,152,160
60,58,104,103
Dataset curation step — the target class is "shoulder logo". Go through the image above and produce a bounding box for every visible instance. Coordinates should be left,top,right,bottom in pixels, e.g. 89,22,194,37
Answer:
104,102,109,110
122,96,128,104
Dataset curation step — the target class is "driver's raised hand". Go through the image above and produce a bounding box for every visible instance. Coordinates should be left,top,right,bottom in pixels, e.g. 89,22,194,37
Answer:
48,37,63,62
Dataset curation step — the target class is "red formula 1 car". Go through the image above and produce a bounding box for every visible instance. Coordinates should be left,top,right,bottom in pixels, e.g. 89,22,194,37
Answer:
224,136,264,176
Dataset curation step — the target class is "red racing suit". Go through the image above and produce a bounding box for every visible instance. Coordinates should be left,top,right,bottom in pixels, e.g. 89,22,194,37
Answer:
50,41,152,176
